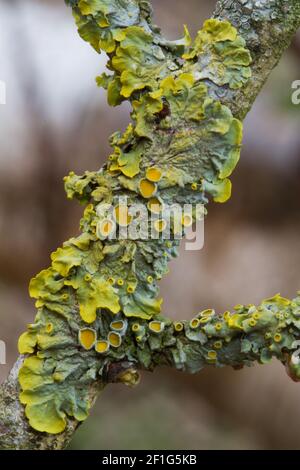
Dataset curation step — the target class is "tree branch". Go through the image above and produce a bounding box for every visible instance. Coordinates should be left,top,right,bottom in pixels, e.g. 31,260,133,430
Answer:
214,0,300,119
1,0,300,450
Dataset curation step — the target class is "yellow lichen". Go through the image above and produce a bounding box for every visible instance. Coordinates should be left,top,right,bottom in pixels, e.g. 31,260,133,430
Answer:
199,309,215,317
95,340,110,354
118,369,141,387
207,350,217,360
199,316,211,324
16,4,260,436
174,321,184,332
274,333,282,343
189,318,200,329
18,331,37,355
146,167,162,182
45,323,54,334
132,323,140,332
139,179,157,198
182,214,193,227
110,320,127,334
97,219,115,239
149,321,165,334
114,205,132,226
108,331,122,348
79,328,97,350
153,219,167,233
147,197,162,214
223,311,230,320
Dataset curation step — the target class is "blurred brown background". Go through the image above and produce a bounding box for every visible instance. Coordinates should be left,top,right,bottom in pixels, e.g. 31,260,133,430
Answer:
0,0,300,450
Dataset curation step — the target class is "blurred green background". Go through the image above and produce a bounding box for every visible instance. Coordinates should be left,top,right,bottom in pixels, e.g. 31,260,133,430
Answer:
0,0,300,450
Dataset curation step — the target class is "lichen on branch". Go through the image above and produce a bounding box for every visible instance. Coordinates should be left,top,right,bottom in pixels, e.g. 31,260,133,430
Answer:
1,0,300,449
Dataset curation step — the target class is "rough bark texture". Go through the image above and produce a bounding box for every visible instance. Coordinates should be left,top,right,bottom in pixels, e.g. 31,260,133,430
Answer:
1,0,300,450
0,357,135,449
0,358,85,450
214,0,300,119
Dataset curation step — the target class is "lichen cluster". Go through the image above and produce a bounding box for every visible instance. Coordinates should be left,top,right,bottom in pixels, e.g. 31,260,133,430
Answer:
17,0,300,435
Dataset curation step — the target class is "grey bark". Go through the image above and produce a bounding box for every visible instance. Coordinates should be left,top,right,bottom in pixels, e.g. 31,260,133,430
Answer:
214,0,300,119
